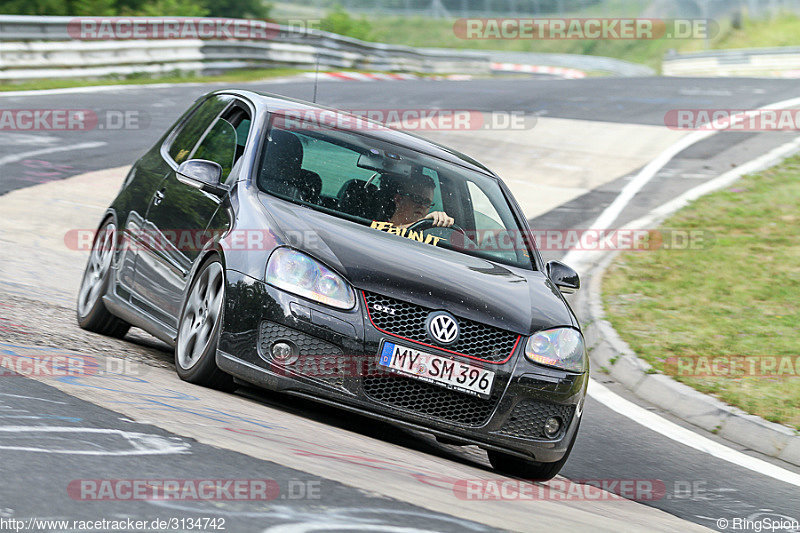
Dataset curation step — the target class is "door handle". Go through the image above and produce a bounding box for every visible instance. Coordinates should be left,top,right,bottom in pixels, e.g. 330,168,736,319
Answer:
153,189,165,206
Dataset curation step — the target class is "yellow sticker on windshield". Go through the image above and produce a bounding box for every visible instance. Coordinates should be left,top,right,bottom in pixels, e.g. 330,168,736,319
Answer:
370,221,443,247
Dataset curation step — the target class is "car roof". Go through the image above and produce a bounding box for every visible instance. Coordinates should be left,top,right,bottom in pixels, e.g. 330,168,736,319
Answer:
214,89,500,179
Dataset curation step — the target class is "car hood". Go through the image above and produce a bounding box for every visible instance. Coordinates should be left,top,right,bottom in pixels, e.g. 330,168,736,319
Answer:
260,194,576,335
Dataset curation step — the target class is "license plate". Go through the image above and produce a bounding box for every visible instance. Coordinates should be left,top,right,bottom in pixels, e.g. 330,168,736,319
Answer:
377,341,495,399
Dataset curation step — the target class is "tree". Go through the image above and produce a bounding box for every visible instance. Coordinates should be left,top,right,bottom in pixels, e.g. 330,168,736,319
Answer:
0,0,68,15
319,4,372,41
137,0,208,17
202,0,270,19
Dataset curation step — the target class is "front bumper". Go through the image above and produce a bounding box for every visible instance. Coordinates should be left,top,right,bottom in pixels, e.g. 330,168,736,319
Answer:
218,270,588,463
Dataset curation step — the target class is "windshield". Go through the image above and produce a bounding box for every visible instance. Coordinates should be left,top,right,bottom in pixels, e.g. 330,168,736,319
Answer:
256,114,534,270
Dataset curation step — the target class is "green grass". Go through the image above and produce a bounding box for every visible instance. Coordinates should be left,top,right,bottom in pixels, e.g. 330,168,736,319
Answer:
366,16,683,70
0,66,471,93
602,155,800,430
361,12,800,71
713,12,800,49
0,68,306,92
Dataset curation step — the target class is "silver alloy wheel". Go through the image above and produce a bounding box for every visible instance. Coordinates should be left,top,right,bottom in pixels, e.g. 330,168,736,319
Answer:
77,223,116,318
177,261,224,370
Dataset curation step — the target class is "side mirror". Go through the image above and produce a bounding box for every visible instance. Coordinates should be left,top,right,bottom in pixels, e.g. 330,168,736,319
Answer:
546,260,580,294
176,159,227,196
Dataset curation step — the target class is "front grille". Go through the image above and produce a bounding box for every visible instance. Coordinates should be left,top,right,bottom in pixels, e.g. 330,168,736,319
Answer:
363,291,519,363
362,372,502,427
494,399,575,439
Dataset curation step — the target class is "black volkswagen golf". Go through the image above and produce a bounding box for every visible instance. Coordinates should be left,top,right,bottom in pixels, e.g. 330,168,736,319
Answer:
77,89,587,480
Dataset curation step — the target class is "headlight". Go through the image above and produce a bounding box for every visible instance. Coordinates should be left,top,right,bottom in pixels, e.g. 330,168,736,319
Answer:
524,328,586,372
266,248,355,310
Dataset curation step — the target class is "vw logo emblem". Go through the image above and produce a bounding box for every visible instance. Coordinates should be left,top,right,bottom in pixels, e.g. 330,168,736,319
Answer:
426,311,459,345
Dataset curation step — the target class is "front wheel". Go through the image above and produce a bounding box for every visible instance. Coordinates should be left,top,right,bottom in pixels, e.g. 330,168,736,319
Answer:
76,219,130,338
174,256,234,391
488,421,581,481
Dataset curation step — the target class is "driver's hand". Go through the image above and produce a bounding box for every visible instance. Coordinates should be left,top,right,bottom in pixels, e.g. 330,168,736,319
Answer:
425,211,454,227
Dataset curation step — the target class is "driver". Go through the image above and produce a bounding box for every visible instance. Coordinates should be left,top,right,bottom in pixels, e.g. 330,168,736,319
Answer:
384,169,454,228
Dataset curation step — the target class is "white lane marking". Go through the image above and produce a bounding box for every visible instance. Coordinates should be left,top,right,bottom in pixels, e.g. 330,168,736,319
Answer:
0,142,107,167
584,129,712,233
0,132,61,146
0,392,66,404
562,95,800,268
564,134,800,271
0,426,190,455
0,416,82,422
628,135,800,231
588,380,800,488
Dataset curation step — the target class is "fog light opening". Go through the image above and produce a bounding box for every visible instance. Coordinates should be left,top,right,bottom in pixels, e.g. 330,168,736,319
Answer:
544,417,561,438
271,341,298,365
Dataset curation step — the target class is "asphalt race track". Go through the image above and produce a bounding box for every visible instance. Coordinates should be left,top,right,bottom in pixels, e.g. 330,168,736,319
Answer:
1,76,800,532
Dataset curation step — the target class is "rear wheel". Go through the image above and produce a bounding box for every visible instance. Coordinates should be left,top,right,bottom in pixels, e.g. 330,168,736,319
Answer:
76,219,130,338
174,256,234,391
488,421,580,481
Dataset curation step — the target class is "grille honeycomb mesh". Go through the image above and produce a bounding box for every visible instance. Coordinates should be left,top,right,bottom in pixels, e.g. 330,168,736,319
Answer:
258,321,342,359
362,358,502,426
259,321,345,387
363,292,519,363
495,399,575,439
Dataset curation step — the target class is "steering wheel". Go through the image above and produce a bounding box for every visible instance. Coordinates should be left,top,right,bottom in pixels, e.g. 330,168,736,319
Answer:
405,218,470,244
363,172,380,189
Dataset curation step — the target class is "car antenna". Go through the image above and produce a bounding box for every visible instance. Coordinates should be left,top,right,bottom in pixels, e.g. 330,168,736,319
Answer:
312,52,320,104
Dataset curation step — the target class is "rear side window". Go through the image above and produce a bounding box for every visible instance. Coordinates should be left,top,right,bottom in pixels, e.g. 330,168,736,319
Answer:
168,95,232,164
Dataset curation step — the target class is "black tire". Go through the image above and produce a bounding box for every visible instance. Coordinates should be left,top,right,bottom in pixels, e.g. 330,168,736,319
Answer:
174,255,235,392
488,421,581,481
76,219,130,338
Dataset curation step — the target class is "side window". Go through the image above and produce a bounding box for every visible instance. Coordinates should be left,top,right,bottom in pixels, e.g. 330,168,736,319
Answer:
168,95,232,164
420,167,443,211
192,103,252,183
193,119,238,180
467,181,504,230
235,119,250,151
